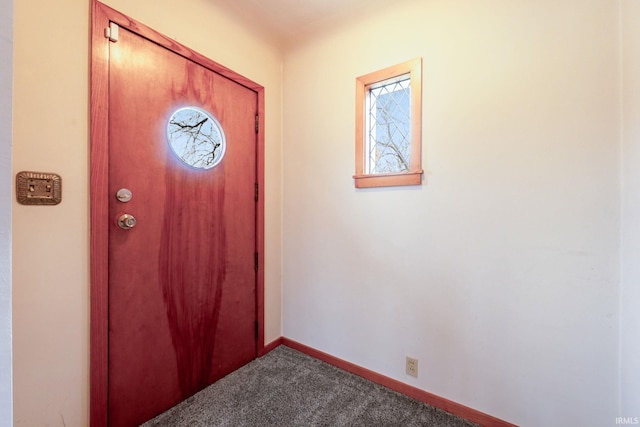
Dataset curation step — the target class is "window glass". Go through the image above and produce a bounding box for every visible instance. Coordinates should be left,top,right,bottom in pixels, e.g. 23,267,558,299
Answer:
366,75,411,174
167,107,226,170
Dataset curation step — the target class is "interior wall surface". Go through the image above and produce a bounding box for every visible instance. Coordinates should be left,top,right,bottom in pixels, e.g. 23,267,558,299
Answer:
0,0,13,425
282,1,620,426
11,0,283,425
621,0,640,418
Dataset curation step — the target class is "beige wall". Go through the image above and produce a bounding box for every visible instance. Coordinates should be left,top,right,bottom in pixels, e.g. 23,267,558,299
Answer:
621,0,640,416
282,1,620,426
12,0,282,425
0,0,13,424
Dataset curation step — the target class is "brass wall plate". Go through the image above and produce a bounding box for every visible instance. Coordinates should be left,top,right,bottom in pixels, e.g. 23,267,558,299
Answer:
16,171,62,205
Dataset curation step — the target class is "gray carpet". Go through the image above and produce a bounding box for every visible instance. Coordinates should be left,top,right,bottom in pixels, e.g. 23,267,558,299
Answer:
141,346,480,427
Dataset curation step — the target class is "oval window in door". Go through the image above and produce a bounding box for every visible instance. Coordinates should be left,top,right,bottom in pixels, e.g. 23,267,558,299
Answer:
166,107,226,170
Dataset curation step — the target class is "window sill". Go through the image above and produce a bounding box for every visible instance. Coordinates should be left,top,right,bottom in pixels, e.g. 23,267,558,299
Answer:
353,170,423,188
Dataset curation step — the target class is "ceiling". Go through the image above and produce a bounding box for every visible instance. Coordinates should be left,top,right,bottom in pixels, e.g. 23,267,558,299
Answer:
217,0,396,45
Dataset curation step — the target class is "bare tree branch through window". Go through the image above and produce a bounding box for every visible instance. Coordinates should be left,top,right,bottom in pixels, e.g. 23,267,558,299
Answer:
367,78,411,174
167,107,226,170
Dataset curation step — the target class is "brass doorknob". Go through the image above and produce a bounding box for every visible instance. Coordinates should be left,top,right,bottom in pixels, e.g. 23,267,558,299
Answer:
117,213,137,230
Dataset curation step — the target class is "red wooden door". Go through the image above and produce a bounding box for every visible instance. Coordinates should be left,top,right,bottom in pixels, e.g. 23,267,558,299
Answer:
106,25,258,426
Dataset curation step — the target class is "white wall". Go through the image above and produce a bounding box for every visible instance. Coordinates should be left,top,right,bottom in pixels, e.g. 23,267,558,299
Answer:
0,0,12,425
282,1,620,426
621,0,640,418
12,0,282,425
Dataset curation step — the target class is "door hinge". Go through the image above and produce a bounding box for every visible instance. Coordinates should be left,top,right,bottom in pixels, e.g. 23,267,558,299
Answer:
254,252,259,272
254,182,259,202
105,22,119,43
254,320,259,341
255,114,259,134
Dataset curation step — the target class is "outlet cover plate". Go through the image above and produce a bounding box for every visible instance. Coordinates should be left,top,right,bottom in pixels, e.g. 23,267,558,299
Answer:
16,171,62,205
406,356,418,377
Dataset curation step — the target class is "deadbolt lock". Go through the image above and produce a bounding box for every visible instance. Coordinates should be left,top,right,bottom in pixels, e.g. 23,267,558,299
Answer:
117,213,137,230
116,188,133,203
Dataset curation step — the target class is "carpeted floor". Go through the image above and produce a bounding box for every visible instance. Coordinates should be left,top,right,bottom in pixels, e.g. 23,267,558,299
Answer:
141,346,480,427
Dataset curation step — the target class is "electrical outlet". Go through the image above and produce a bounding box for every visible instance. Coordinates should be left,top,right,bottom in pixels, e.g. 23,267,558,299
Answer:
406,356,418,377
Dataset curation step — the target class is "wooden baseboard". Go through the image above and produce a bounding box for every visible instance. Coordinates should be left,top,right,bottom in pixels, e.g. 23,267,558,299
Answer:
279,337,517,427
259,337,284,356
